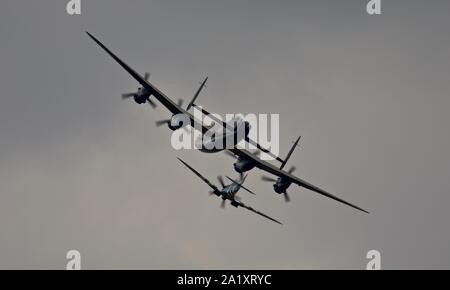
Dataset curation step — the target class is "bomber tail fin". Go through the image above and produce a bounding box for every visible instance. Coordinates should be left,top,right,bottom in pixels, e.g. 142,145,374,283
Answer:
186,77,208,111
280,136,301,170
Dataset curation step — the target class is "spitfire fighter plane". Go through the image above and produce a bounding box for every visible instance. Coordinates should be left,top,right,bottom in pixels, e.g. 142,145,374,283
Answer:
86,31,369,214
177,158,282,225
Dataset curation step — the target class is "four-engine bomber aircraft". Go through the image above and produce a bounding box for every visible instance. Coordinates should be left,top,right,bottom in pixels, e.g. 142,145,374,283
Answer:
86,31,369,214
177,158,282,225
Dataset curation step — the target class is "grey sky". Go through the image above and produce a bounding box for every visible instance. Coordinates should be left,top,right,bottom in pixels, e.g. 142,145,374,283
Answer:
0,0,449,269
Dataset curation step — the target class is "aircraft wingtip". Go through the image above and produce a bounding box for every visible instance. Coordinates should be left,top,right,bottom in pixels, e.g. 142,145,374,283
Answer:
85,31,96,40
360,208,370,214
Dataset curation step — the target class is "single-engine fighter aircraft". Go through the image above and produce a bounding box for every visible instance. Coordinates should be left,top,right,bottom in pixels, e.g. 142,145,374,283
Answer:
177,158,282,225
86,31,369,214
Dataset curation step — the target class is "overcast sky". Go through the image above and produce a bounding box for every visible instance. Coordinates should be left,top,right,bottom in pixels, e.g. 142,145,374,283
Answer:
0,0,449,269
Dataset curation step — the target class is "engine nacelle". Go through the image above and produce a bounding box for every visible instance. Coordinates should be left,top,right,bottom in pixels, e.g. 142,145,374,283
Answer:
233,158,256,173
134,87,150,104
273,178,292,194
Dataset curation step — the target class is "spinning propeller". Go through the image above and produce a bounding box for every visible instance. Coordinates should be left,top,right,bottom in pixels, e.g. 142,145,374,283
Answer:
155,99,185,127
217,175,225,188
261,165,296,202
121,72,157,108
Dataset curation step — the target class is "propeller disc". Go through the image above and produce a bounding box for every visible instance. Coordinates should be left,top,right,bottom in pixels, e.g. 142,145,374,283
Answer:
224,151,238,159
121,93,135,99
283,191,291,203
147,98,157,109
156,119,171,127
217,176,225,188
261,176,277,182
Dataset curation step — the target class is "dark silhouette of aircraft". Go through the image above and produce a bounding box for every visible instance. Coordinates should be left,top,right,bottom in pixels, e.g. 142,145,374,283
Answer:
86,31,369,214
177,158,282,225
121,72,157,108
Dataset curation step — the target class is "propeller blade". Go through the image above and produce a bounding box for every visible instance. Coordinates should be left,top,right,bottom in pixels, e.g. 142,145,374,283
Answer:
288,166,296,174
209,191,215,196
283,191,291,203
155,119,170,127
261,176,277,182
217,176,225,188
144,72,150,81
220,199,226,209
224,151,238,159
147,98,157,109
121,93,135,99
177,99,184,107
